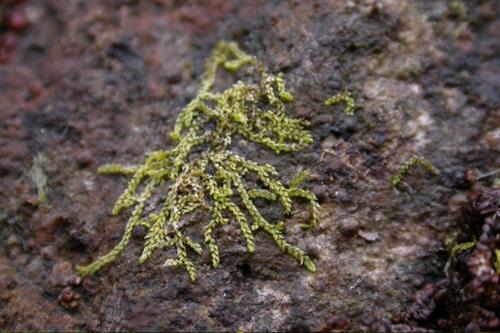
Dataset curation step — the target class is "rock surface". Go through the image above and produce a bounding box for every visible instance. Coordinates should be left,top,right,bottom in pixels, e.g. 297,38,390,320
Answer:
0,0,499,331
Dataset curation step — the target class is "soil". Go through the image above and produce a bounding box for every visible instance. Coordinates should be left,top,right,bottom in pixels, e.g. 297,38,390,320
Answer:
0,0,498,331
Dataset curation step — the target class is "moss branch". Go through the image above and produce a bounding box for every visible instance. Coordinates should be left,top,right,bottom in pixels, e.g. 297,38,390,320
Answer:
77,41,319,281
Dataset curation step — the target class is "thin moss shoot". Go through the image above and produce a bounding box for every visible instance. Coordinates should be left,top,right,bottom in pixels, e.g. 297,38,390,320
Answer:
444,241,475,274
391,155,440,188
76,41,320,282
324,90,356,116
495,249,500,273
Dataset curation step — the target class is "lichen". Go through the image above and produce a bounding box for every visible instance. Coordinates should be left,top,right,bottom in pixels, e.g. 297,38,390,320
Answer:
450,241,476,257
324,90,356,116
28,153,49,205
495,249,500,273
76,41,319,281
391,155,440,188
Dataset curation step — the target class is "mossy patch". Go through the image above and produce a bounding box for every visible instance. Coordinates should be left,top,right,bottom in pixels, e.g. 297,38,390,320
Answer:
76,41,319,281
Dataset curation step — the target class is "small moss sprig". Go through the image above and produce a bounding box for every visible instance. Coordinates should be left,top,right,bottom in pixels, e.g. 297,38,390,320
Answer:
450,241,476,257
495,249,500,272
391,155,440,188
444,240,475,274
76,41,319,281
324,90,356,116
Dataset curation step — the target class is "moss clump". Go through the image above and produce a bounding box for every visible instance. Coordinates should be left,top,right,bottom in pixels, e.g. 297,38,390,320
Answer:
324,90,356,116
76,41,319,281
391,155,440,188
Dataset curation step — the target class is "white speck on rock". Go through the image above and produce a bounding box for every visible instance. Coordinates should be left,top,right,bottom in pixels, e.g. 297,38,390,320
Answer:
408,110,434,148
357,230,379,242
83,179,94,191
409,83,421,95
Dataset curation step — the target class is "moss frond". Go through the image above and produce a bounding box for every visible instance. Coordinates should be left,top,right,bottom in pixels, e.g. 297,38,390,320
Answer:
444,241,476,275
76,41,319,281
450,241,476,257
391,154,440,188
324,90,356,116
495,249,500,273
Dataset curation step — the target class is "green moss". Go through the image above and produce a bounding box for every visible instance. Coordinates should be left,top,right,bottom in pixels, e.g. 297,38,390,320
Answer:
76,41,319,281
495,249,500,273
391,155,440,188
324,90,356,116
450,241,475,257
444,241,475,274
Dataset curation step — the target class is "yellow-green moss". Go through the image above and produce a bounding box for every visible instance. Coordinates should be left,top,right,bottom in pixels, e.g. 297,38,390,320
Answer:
324,90,356,116
391,155,440,188
76,41,319,281
495,249,500,273
450,241,475,257
444,241,475,274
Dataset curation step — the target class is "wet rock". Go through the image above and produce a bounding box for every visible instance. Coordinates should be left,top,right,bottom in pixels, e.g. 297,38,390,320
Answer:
49,260,77,287
75,150,94,168
321,135,337,150
312,184,329,203
338,217,359,237
40,245,58,260
318,313,350,331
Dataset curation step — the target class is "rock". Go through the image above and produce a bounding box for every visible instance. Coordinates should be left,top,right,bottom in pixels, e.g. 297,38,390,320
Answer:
0,0,498,331
357,230,379,242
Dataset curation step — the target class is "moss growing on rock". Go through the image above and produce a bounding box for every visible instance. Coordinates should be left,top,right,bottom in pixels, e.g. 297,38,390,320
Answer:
324,90,356,116
391,155,440,188
76,41,319,281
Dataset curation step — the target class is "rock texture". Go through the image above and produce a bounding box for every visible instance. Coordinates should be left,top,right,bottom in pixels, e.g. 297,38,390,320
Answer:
0,0,498,331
